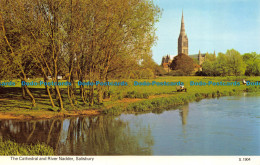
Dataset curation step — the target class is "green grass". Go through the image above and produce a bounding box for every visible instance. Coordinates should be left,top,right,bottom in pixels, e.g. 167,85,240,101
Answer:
102,76,260,114
1,76,260,116
118,76,260,97
103,88,241,115
2,76,259,155
0,138,54,155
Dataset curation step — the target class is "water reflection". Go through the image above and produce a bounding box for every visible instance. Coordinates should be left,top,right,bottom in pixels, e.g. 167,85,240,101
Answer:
179,104,189,141
0,115,154,155
0,119,63,150
1,94,259,155
179,104,189,126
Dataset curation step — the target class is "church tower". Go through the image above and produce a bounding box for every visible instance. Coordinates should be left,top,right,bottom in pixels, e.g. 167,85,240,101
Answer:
178,11,188,55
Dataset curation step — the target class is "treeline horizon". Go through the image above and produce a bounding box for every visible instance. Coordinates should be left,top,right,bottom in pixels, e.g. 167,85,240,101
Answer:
199,49,260,77
165,49,260,76
0,0,161,110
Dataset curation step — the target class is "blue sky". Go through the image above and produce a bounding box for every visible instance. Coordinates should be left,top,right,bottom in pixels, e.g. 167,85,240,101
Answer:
152,0,260,64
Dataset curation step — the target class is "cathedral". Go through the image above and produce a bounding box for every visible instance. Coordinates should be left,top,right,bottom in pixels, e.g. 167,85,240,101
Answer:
161,11,215,71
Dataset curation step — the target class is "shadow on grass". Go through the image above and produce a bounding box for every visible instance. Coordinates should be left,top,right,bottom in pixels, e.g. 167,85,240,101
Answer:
0,87,94,112
0,87,54,111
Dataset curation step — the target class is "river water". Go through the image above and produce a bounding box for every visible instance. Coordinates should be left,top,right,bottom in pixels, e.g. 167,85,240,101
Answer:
0,94,259,155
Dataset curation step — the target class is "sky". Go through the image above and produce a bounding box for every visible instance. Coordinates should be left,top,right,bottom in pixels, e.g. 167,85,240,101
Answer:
152,0,260,64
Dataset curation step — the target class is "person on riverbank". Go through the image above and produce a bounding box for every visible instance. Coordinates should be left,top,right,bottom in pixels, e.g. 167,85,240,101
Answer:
242,79,247,85
177,85,187,92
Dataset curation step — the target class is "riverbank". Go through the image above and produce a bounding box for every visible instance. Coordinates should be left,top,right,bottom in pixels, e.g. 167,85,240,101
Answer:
0,76,260,120
0,109,100,120
0,138,54,155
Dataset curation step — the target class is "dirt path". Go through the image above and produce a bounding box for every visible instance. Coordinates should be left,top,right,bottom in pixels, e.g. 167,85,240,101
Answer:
0,110,101,120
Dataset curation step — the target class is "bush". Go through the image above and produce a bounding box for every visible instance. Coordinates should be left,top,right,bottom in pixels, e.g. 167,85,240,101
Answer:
0,138,54,155
142,93,150,99
125,91,150,99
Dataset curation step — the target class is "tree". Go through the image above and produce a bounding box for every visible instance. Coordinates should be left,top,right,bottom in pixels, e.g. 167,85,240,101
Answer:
0,0,37,107
202,61,216,76
201,52,218,76
205,53,217,62
140,68,154,79
0,0,161,110
154,65,167,76
169,53,195,75
225,49,246,76
243,52,260,76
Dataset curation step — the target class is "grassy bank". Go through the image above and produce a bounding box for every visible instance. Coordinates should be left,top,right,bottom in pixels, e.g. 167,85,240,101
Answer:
0,138,54,155
103,76,260,114
103,88,242,115
0,76,260,118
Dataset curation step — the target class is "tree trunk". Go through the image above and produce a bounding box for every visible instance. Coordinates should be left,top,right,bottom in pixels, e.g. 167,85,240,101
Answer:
22,86,26,99
89,85,94,106
24,85,36,107
44,76,56,108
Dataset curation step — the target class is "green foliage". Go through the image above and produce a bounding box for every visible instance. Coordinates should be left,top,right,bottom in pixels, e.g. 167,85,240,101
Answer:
243,52,260,76
140,68,155,79
169,70,187,76
154,65,167,76
0,138,54,156
1,76,260,117
170,53,195,75
246,86,259,92
103,106,124,115
202,61,217,76
0,0,162,109
202,49,248,76
102,76,260,115
109,91,124,101
205,53,217,62
225,49,246,76
129,65,164,79
125,91,150,99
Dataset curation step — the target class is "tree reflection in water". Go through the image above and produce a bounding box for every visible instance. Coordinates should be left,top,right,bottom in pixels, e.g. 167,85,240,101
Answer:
179,104,189,141
0,115,154,155
179,104,189,126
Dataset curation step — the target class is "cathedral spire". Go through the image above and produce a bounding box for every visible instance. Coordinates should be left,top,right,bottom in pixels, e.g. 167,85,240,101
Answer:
180,10,185,35
178,10,188,55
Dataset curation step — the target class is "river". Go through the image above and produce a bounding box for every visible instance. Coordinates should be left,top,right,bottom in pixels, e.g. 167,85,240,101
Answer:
0,93,259,155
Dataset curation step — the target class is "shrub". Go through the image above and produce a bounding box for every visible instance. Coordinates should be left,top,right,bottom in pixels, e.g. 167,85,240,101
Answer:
0,138,54,156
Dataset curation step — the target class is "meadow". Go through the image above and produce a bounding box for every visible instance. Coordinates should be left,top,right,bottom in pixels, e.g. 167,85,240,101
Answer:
0,76,260,118
1,76,260,156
